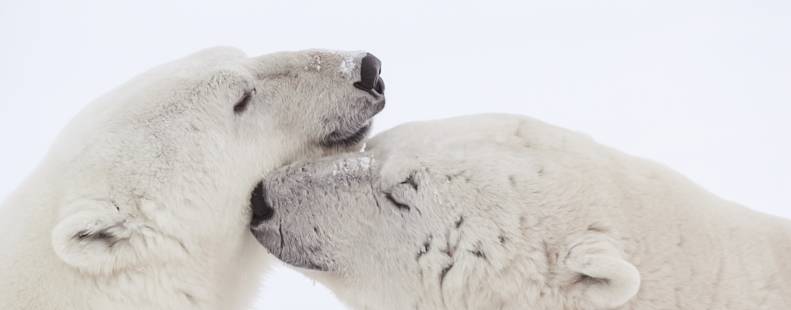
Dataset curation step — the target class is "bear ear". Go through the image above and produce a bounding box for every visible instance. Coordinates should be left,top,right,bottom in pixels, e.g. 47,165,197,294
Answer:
51,200,139,275
560,234,641,309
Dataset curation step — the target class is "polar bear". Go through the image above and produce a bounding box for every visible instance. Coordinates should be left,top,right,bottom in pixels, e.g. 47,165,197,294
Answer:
250,114,791,309
0,47,385,310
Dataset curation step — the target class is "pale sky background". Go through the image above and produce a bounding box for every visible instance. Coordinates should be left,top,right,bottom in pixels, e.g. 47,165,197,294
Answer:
1,0,789,309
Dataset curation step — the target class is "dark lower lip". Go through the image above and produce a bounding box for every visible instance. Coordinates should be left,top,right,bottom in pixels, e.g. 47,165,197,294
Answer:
293,258,329,272
320,123,371,148
250,225,329,272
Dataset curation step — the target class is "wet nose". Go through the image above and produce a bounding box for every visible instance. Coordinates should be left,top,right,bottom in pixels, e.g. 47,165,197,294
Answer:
250,182,274,226
354,53,385,95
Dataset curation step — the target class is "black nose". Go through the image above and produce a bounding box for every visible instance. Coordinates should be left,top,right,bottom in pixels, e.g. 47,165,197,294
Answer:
250,182,274,226
354,53,384,95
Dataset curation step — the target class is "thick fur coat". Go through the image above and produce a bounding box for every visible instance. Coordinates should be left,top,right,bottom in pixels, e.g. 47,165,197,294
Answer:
0,47,384,310
251,114,791,309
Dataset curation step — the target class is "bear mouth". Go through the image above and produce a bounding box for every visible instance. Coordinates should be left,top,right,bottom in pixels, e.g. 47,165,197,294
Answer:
321,123,372,148
353,76,385,98
251,222,330,272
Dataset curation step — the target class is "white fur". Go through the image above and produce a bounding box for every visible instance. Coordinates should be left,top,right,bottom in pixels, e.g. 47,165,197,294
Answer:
252,114,791,309
0,47,381,310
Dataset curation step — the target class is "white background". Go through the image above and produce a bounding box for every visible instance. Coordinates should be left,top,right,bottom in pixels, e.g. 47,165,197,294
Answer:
1,0,789,309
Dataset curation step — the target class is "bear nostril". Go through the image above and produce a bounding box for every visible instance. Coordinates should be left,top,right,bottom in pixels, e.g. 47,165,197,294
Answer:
250,182,274,226
354,53,382,93
374,77,385,94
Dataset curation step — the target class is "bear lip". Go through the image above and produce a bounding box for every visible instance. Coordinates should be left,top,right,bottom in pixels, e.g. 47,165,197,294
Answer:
320,123,372,148
250,222,329,272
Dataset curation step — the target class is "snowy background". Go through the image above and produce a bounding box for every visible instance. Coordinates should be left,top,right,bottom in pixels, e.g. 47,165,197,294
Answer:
1,0,789,309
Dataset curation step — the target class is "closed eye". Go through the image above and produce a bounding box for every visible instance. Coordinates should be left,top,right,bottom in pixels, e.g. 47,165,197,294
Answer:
383,173,422,214
385,192,411,212
233,89,255,114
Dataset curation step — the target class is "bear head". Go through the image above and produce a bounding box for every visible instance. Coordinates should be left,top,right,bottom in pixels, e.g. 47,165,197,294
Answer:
50,47,385,275
250,115,640,310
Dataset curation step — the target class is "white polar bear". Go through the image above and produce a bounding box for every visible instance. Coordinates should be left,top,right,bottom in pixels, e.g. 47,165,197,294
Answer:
250,114,791,309
0,47,386,310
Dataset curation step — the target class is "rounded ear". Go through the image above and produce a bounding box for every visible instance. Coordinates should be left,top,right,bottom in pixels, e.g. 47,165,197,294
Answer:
561,234,641,309
51,200,139,274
